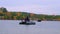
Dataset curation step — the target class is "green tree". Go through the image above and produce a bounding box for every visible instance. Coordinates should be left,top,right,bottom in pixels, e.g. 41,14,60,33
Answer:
4,16,9,19
0,7,7,12
11,12,16,16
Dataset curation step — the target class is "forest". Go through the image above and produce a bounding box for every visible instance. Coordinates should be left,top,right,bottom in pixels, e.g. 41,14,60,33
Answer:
0,7,60,21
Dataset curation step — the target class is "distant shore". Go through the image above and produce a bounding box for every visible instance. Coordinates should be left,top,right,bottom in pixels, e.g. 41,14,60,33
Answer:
0,19,60,21
0,7,60,21
0,12,60,21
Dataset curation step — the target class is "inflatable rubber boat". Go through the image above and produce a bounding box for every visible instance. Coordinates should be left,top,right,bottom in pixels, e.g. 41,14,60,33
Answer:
19,21,35,25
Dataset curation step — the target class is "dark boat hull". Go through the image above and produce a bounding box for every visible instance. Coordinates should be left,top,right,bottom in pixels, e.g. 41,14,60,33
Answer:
19,22,35,25
37,20,41,22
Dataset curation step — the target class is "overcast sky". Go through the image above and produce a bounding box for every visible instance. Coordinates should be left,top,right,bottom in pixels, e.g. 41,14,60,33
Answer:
0,0,60,15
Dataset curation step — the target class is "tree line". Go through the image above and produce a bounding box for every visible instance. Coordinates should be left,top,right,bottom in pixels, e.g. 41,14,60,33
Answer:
0,7,60,21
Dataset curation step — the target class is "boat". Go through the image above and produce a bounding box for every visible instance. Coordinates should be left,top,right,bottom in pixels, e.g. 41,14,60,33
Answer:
37,20,41,22
19,16,35,25
19,21,35,25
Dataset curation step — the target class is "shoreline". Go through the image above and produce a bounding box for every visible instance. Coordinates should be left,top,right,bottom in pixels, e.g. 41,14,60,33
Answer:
0,19,60,21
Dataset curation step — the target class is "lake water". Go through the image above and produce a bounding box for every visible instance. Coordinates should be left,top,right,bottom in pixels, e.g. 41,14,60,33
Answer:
0,20,60,34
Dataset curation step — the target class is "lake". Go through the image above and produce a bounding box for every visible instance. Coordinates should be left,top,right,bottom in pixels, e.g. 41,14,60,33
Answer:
0,20,60,34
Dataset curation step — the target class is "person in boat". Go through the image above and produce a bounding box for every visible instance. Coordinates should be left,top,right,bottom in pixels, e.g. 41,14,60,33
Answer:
24,16,30,22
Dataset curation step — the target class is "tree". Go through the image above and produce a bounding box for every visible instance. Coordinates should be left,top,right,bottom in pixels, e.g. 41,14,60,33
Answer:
0,7,7,12
11,12,17,16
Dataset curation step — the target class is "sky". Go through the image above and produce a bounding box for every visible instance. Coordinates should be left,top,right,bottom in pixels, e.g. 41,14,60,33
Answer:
0,0,60,15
